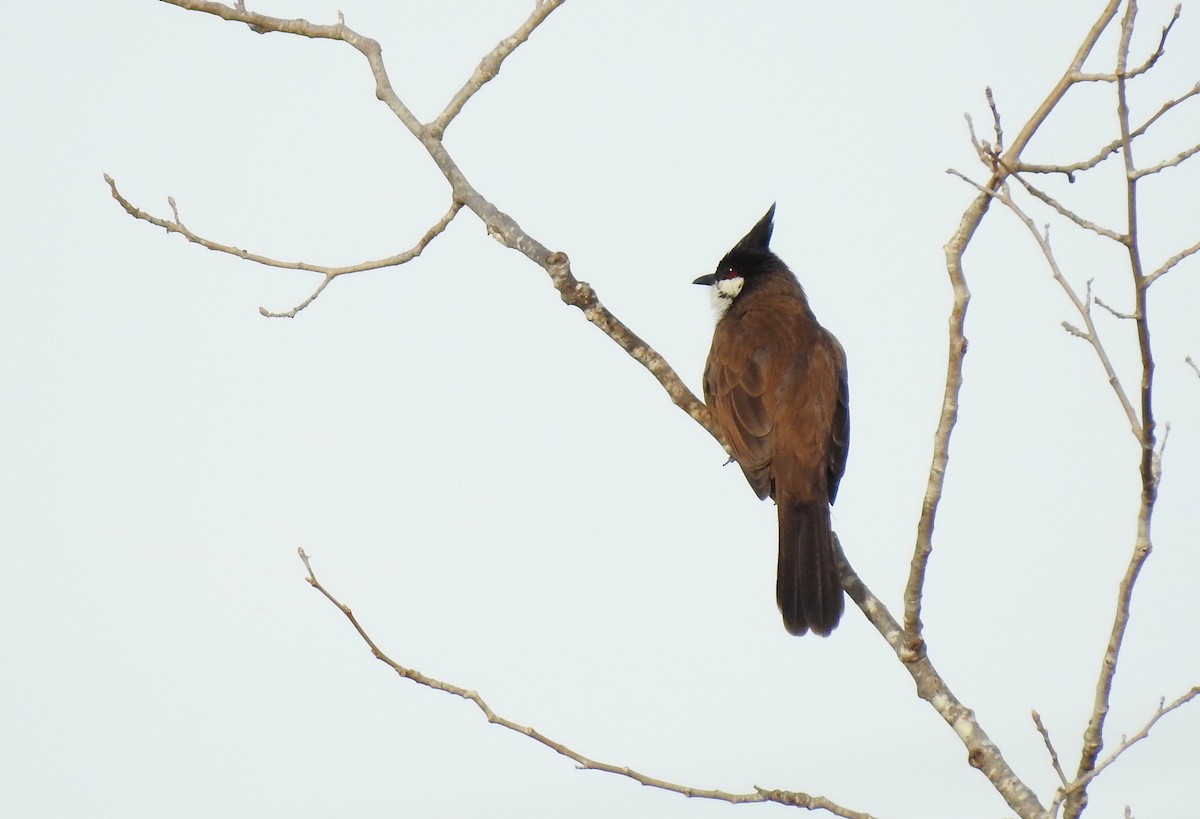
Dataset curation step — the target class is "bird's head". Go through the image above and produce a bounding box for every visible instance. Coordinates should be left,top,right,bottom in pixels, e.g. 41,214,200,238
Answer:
693,203,779,316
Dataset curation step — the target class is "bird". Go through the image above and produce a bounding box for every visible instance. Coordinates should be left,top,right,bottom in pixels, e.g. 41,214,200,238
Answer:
693,204,849,636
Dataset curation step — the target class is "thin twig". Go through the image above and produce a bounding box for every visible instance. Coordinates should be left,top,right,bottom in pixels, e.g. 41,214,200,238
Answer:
1052,687,1200,816
1072,3,1180,82
1010,173,1126,241
1015,81,1200,178
1132,79,1200,137
1186,355,1200,380
1094,296,1137,320
427,1,562,138
964,113,987,164
295,549,880,819
103,174,461,279
1132,140,1200,178
986,86,1004,161
1032,710,1069,786
1145,237,1200,285
104,174,462,317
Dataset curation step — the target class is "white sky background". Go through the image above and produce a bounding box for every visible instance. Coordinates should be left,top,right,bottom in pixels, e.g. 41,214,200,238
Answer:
2,1,1198,817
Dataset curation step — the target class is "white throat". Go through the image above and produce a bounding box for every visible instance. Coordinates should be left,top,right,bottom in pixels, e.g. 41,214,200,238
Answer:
710,276,744,318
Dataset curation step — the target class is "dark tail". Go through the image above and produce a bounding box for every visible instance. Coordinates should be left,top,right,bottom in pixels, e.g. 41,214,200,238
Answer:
777,500,844,636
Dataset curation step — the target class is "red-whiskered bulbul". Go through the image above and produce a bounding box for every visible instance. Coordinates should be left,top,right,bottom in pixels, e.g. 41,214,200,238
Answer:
693,204,849,636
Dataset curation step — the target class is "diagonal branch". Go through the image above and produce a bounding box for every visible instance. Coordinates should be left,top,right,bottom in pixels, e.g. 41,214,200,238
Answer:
1131,139,1200,177
1031,710,1069,787
296,549,880,819
148,0,720,439
836,542,1047,818
1010,173,1126,241
1145,237,1200,284
428,1,563,138
104,173,462,316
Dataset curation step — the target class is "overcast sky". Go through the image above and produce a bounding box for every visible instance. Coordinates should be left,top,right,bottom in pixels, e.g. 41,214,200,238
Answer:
3,2,1198,818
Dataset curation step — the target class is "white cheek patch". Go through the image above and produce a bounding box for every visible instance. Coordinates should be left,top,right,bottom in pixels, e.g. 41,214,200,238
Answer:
710,276,744,317
715,276,744,299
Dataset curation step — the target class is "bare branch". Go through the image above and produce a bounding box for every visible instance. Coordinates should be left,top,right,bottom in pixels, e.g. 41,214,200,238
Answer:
1016,187,1143,442
1010,173,1127,241
967,87,1004,173
986,86,1004,158
1146,237,1200,284
137,2,722,438
295,549,880,819
1137,80,1200,132
1094,296,1137,320
1016,81,1200,178
907,0,1126,641
260,203,462,317
428,1,564,138
1132,139,1200,178
947,170,1145,449
1016,146,1119,178
964,113,988,164
104,174,460,278
904,181,972,639
262,276,337,319
1052,686,1200,816
1186,355,1200,380
1073,4,1180,82
1128,2,1182,77
836,543,1047,817
104,174,462,316
1032,710,1069,786
1066,4,1162,813
1062,320,1089,339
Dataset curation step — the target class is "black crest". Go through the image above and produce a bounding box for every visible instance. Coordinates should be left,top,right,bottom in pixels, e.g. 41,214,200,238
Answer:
731,203,776,254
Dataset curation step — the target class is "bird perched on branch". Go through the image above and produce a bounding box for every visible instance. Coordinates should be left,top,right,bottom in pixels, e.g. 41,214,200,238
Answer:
693,205,849,636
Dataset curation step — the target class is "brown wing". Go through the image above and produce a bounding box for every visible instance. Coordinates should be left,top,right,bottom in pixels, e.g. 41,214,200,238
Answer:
823,329,849,504
703,326,775,500
705,295,847,500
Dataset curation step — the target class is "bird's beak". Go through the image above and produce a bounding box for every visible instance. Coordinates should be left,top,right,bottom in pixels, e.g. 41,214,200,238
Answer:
692,273,717,286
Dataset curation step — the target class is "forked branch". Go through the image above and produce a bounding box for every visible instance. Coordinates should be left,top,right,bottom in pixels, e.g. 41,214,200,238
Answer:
907,0,1125,640
103,173,462,317
1052,686,1200,816
296,549,880,819
1065,7,1163,815
136,0,720,439
945,3,1197,817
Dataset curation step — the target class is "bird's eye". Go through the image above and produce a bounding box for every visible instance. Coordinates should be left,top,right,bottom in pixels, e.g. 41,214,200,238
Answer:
720,267,738,279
